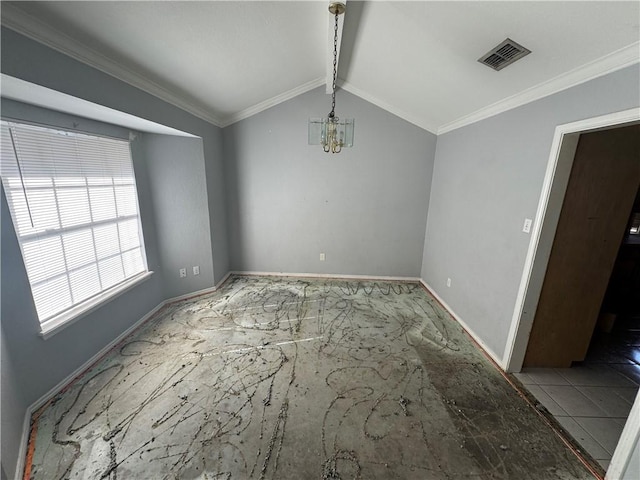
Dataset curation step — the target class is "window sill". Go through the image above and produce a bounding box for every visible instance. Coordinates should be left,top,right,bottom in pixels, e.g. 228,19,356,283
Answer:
39,271,154,340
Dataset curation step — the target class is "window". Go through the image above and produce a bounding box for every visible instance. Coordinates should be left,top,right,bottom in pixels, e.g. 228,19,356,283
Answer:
1,121,148,334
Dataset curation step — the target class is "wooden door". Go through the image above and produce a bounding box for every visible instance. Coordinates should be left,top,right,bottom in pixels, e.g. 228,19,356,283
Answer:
524,125,640,368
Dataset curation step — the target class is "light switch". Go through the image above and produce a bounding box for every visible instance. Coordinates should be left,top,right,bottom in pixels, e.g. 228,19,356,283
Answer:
523,218,532,234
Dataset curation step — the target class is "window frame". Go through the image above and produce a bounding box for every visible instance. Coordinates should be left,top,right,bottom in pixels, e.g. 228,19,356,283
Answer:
38,271,153,339
1,119,153,338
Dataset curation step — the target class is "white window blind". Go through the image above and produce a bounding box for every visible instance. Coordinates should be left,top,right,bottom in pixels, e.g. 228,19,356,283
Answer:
1,121,148,326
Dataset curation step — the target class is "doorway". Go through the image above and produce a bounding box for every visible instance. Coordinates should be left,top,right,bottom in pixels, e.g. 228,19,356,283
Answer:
589,187,640,383
503,109,640,476
523,124,640,367
503,108,640,371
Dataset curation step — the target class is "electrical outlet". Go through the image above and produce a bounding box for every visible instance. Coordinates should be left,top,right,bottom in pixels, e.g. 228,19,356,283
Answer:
523,218,532,234
446,278,451,287
320,253,326,261
179,268,187,278
193,266,200,276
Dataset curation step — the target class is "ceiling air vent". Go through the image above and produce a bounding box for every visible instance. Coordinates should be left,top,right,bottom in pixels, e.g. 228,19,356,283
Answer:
478,38,531,71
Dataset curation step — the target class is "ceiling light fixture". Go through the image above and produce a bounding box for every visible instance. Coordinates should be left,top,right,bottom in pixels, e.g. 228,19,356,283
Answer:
309,2,354,153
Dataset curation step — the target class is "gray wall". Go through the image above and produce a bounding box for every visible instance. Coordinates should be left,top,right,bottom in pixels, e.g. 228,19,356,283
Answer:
4,18,639,480
203,125,228,284
421,65,640,360
140,134,215,298
0,27,227,478
1,321,25,480
0,101,167,479
0,27,229,284
224,86,437,277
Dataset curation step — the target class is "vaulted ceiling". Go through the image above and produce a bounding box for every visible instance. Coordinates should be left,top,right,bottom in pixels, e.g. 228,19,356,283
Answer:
2,1,639,134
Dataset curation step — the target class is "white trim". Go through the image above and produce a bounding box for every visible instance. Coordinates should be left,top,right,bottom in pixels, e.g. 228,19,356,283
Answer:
503,107,640,374
220,78,326,127
33,301,166,412
39,271,154,340
231,270,421,282
15,406,32,480
438,42,640,135
164,271,233,304
2,5,322,130
215,271,233,289
210,271,233,291
164,286,217,304
339,80,439,134
501,133,579,373
3,2,637,137
420,280,504,369
1,4,223,128
499,107,640,479
608,392,640,480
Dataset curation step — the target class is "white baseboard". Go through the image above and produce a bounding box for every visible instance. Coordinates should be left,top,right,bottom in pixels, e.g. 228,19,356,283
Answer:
215,271,233,289
164,271,233,304
420,280,504,369
29,301,166,413
14,406,32,480
231,270,421,283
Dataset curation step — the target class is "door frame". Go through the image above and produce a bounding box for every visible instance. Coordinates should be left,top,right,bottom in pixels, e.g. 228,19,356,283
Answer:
503,107,640,372
501,107,640,479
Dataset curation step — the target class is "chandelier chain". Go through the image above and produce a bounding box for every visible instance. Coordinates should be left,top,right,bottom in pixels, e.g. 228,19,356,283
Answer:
330,8,338,118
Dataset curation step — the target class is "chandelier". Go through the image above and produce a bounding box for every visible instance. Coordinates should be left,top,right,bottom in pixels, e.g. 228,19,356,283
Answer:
308,2,354,153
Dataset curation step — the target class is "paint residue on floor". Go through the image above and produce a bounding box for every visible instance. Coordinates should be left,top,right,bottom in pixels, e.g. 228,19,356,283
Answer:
28,276,594,479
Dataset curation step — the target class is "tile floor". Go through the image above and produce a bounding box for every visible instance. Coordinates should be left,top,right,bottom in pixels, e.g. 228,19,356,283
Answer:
515,315,640,472
514,364,638,471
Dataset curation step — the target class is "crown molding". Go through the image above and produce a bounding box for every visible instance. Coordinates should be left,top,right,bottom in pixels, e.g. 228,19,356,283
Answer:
339,80,439,134
220,77,326,127
3,3,638,136
1,3,224,127
438,41,640,135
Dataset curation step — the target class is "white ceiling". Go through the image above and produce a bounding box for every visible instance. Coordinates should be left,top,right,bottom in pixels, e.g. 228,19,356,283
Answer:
2,1,639,134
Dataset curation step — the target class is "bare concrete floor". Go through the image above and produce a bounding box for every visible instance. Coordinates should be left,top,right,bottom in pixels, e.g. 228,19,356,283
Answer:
28,276,595,479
